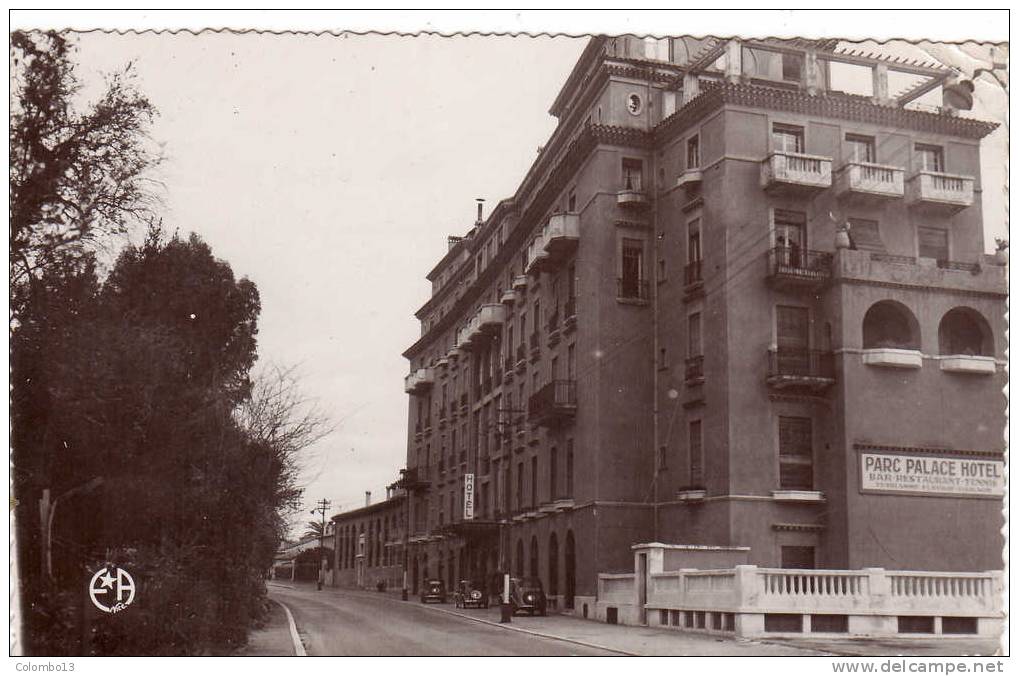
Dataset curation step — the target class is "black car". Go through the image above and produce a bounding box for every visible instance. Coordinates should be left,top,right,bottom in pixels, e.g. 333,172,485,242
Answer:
419,578,447,604
453,579,489,609
509,577,547,616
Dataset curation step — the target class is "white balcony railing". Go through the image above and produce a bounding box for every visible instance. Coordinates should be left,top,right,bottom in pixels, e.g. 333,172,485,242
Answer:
908,171,975,209
837,162,905,199
761,151,833,192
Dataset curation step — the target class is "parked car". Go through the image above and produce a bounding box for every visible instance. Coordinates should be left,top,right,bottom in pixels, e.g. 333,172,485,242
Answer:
453,579,489,609
419,578,447,604
509,576,547,616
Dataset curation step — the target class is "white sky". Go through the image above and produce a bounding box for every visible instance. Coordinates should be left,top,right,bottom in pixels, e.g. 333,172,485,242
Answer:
41,19,1007,537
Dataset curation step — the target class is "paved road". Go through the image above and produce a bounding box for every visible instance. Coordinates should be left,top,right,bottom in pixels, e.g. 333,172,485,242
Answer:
268,584,618,656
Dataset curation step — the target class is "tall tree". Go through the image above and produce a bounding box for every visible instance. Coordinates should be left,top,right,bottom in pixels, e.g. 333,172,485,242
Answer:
10,30,159,323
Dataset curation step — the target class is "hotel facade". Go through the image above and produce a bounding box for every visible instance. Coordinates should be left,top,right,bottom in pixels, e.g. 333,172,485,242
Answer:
344,36,1005,632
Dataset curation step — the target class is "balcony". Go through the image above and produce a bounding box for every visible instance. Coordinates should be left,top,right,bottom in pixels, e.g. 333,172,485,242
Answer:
676,168,703,192
512,275,528,292
617,189,649,208
760,152,832,194
477,303,507,333
836,162,905,201
500,288,519,306
547,311,561,346
542,213,580,262
404,367,435,394
525,234,551,276
461,314,484,350
862,348,923,369
396,467,431,492
939,355,996,375
766,247,833,291
685,355,704,384
908,171,975,211
563,296,577,332
766,349,835,391
527,379,577,427
617,277,650,303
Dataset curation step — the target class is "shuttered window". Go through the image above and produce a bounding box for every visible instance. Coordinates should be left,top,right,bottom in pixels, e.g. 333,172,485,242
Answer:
776,306,810,350
689,420,704,486
778,416,813,490
848,218,885,253
918,227,949,261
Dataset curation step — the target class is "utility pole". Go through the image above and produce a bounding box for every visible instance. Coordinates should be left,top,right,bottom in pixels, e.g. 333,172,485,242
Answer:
311,499,331,590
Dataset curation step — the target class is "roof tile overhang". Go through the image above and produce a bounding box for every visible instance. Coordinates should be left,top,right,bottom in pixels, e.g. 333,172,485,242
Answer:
655,81,999,145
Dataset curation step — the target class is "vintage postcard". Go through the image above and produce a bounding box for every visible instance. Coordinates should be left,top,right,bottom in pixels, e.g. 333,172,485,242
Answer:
8,10,1009,666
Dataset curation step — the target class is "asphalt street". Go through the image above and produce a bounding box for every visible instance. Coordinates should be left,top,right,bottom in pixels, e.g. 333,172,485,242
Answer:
268,584,618,656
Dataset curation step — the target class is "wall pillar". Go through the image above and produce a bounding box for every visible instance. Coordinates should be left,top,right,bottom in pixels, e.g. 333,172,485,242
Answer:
872,63,890,105
724,40,742,84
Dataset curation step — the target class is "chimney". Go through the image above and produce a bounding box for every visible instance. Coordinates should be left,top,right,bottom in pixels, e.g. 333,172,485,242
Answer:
365,491,371,507
475,198,485,226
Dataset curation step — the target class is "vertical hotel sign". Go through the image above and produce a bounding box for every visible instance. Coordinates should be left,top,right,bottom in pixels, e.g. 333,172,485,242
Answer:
463,473,475,520
858,447,1003,499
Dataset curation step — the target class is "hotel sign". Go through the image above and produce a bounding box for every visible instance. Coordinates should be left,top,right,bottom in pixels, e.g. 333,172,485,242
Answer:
860,452,1004,498
463,473,475,520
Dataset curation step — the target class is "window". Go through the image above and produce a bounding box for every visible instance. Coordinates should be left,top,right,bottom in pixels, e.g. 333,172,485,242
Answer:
918,226,949,261
567,189,577,212
848,218,884,253
550,447,558,499
686,135,700,169
772,124,805,154
915,144,944,172
620,238,645,298
689,421,703,486
688,312,702,358
516,462,524,510
774,210,806,259
567,344,576,379
531,456,538,508
846,134,876,163
778,416,813,490
687,218,702,263
782,53,804,82
566,439,574,497
776,305,810,352
622,158,644,191
658,445,668,470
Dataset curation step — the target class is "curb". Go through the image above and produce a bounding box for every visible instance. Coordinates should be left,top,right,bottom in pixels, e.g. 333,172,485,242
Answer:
274,599,307,656
423,603,637,656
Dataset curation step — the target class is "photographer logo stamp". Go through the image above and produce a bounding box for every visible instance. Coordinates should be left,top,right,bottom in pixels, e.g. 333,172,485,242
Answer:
88,565,136,613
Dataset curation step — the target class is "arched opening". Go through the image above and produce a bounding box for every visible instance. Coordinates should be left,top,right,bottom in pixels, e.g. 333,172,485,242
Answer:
529,536,540,579
938,307,993,356
564,531,576,610
548,533,560,599
515,539,524,577
862,300,920,350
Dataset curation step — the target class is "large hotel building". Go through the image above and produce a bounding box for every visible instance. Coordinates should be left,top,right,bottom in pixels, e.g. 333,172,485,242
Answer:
333,36,1005,620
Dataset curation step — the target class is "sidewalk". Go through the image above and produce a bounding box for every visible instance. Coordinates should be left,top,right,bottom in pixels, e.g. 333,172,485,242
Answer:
236,598,298,656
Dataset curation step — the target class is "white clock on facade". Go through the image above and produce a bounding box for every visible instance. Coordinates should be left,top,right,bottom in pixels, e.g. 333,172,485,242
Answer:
626,93,643,115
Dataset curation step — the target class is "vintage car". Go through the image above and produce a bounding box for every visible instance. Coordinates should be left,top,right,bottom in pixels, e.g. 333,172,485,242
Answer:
453,579,489,609
509,576,547,616
419,578,447,604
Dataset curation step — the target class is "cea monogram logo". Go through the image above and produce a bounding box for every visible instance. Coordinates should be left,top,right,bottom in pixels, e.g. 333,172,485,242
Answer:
88,565,136,613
